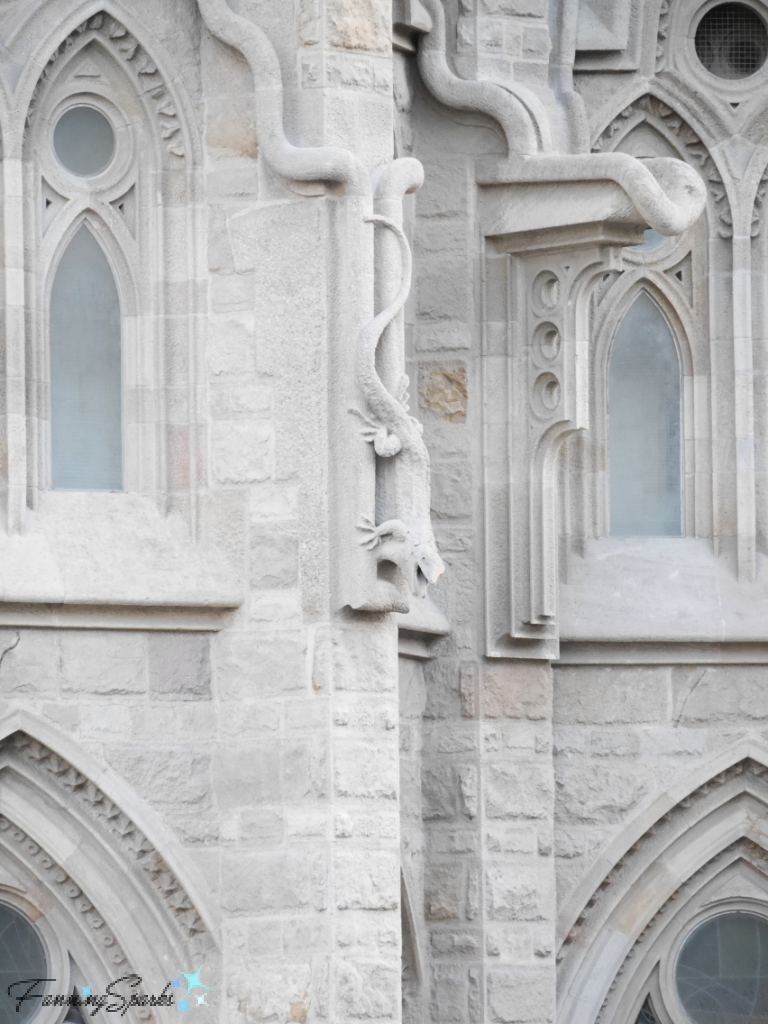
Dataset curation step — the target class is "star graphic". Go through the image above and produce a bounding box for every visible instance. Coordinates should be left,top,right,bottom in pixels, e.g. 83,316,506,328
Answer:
176,1000,192,1013
197,995,208,1006
181,968,208,996
81,986,91,998
171,978,181,989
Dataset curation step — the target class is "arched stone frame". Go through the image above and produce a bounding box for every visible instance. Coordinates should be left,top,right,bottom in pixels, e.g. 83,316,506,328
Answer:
556,744,768,1024
0,709,220,1021
560,94,723,557
3,2,205,533
590,276,700,541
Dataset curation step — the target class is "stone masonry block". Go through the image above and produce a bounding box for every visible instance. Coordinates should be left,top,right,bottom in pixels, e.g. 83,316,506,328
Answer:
60,631,146,695
425,862,463,920
212,420,273,483
281,737,329,803
431,964,469,1024
487,967,554,1023
214,631,305,701
221,852,317,913
336,960,399,1019
556,765,648,824
250,521,299,589
422,764,458,820
213,741,282,810
486,862,539,920
148,633,211,701
335,739,398,800
672,665,768,723
554,666,670,725
483,661,552,720
334,850,399,910
0,629,57,696
106,746,210,806
485,763,553,820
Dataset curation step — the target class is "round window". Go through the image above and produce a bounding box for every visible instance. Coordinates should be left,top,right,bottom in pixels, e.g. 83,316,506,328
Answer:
53,106,115,177
676,911,768,1022
695,3,768,79
0,903,47,1023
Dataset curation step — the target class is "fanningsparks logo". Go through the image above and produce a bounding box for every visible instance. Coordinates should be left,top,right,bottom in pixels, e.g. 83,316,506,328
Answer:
8,967,209,1016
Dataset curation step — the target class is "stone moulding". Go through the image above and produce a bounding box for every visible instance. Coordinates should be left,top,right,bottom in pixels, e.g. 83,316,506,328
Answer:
25,11,185,159
7,732,207,940
558,756,768,1024
0,812,133,964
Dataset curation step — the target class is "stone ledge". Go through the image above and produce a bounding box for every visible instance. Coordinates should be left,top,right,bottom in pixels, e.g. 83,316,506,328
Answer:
0,492,242,628
560,538,768,643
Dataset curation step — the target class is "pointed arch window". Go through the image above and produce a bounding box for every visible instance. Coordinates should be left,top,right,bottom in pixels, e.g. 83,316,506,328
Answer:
50,224,122,491
608,291,682,536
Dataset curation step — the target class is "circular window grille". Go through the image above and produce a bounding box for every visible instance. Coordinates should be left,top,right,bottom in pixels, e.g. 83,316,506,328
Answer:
695,3,768,78
675,911,768,1022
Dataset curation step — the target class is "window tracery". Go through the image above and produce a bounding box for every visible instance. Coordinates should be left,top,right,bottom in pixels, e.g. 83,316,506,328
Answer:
10,10,204,526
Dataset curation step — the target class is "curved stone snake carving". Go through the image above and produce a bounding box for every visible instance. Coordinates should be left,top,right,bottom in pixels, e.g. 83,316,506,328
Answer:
354,215,445,598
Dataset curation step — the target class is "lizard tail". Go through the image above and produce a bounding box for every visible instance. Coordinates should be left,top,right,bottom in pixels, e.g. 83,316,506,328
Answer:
358,215,413,422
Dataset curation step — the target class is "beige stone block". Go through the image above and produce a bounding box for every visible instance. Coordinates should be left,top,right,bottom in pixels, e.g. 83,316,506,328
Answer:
482,662,552,720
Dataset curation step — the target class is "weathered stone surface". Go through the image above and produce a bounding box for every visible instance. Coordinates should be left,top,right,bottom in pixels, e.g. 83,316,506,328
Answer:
483,662,552,720
148,633,211,700
335,850,399,910
420,363,468,423
487,967,554,1023
554,666,670,725
485,763,553,820
556,765,648,824
425,862,464,920
60,631,146,695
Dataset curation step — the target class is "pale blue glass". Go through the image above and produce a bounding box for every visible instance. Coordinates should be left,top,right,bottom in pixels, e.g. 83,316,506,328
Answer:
631,228,667,251
0,903,47,1024
50,225,122,490
676,912,768,1023
609,292,682,536
53,106,114,177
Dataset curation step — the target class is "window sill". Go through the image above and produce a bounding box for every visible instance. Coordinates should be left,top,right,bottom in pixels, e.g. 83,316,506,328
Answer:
560,537,768,644
0,492,242,630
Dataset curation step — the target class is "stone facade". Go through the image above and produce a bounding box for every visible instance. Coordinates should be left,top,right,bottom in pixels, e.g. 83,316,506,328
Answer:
0,1,764,1023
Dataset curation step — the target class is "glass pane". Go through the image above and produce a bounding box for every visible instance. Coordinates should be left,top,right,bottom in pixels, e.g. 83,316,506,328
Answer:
630,228,667,252
0,903,48,1024
636,998,660,1024
676,912,768,1024
53,106,115,177
50,225,122,490
609,292,682,536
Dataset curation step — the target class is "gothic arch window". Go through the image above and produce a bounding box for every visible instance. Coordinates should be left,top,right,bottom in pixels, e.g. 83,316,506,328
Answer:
608,291,683,536
50,222,122,491
13,12,204,522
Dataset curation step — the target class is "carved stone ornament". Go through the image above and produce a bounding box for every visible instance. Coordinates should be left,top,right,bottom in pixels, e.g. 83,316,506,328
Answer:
26,11,185,159
479,229,625,659
592,94,732,238
558,757,768,1024
5,732,206,939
